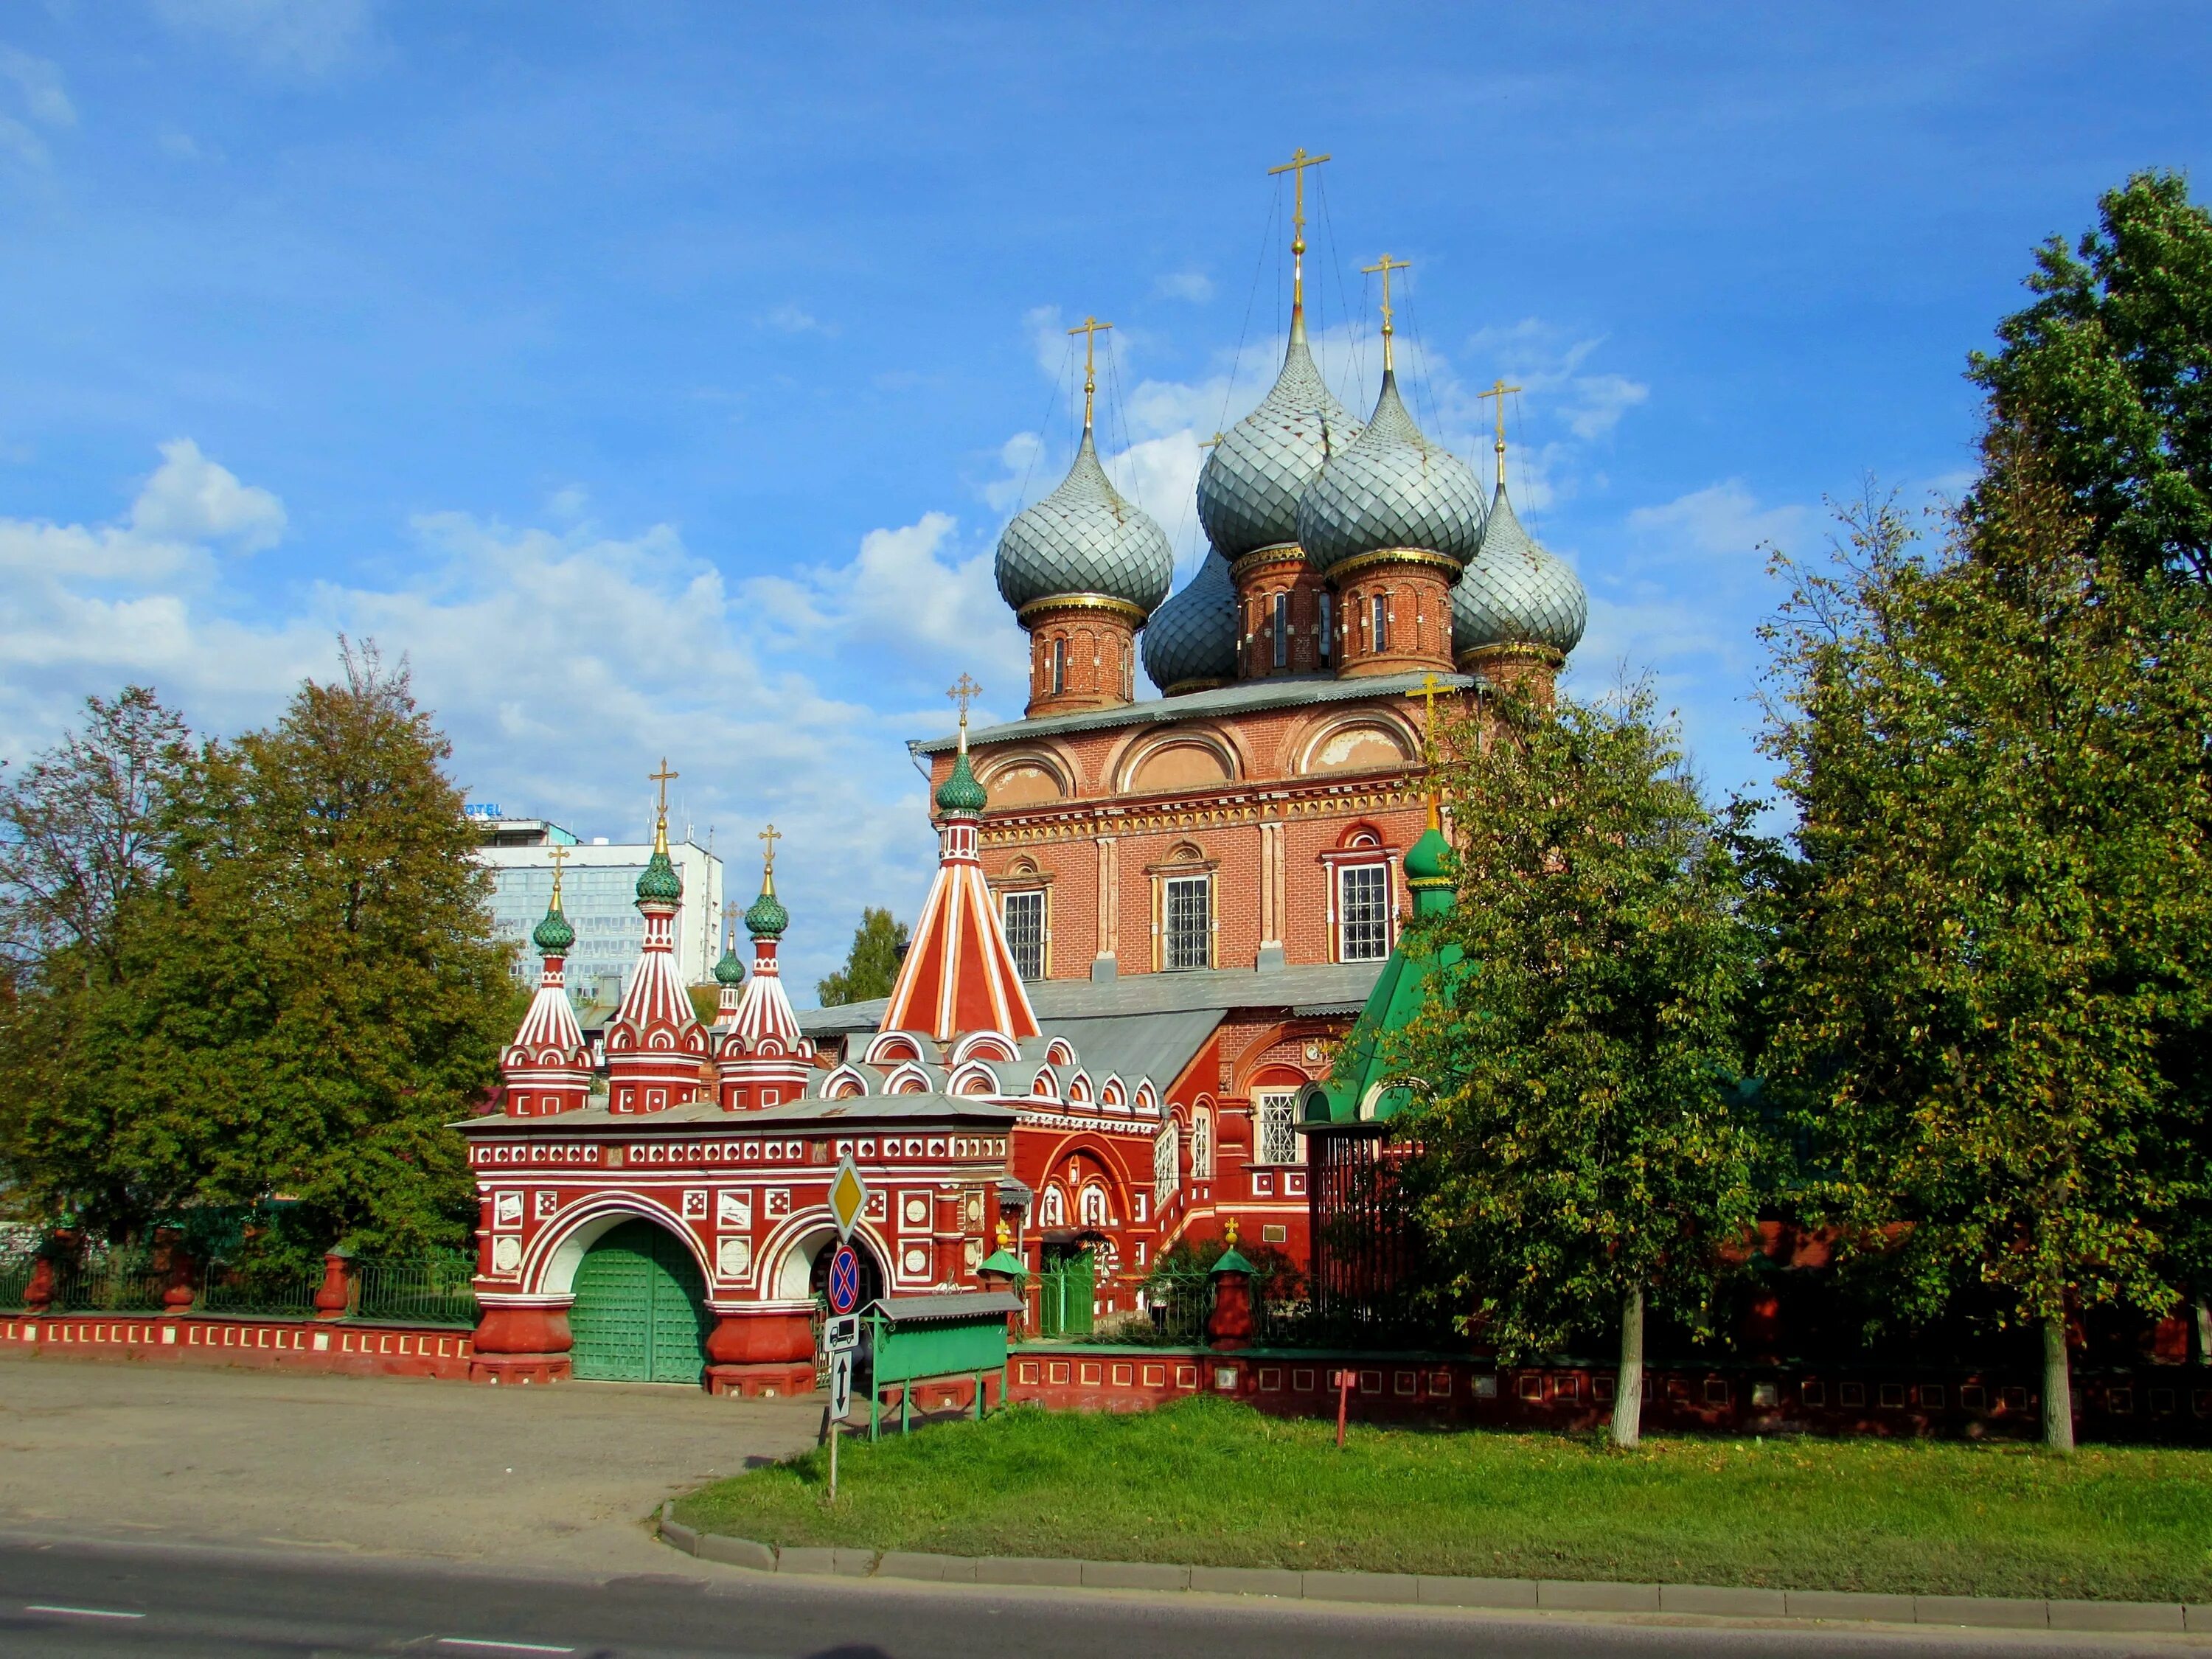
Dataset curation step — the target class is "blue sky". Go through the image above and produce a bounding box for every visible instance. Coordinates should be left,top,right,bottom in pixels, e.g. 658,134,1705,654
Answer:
4,1,2208,990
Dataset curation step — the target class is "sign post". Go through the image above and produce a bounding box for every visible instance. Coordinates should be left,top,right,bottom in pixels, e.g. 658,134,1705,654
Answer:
823,1156,869,1504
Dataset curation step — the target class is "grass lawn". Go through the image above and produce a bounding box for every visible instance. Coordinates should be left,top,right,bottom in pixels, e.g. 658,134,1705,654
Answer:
673,1397,2212,1602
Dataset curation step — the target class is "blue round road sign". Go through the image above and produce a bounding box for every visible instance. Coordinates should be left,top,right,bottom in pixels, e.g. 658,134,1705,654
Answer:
827,1245,860,1315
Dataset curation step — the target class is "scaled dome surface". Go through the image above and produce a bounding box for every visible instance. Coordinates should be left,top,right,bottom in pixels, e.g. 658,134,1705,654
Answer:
1452,484,1588,658
1141,546,1239,693
1295,372,1486,575
1197,320,1362,559
994,430,1175,614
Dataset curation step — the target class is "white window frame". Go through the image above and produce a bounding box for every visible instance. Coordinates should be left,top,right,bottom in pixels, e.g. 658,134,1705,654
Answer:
1254,1088,1299,1166
1336,860,1394,962
1153,1121,1180,1211
1040,1185,1066,1227
1371,592,1388,653
1001,887,1047,981
1079,1183,1109,1227
1161,873,1213,971
1189,1106,1213,1179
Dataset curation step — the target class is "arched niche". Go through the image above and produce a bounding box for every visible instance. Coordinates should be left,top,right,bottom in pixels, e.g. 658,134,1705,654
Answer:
983,751,1070,808
1301,717,1416,776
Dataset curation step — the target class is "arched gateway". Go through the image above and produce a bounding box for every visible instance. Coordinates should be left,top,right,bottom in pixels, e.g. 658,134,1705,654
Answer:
568,1218,712,1384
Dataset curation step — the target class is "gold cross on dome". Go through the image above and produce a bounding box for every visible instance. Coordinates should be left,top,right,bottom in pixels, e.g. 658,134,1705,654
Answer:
1067,316,1113,428
649,758,678,816
1267,147,1331,305
1478,377,1525,487
758,821,781,874
1417,671,1444,763
547,841,571,902
1199,430,1226,450
947,672,981,724
1362,253,1411,370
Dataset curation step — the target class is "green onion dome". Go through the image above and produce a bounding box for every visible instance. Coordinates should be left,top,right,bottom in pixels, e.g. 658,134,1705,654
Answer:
635,847,683,903
1404,824,1452,886
1196,316,1362,558
935,745,989,815
531,898,575,955
744,883,789,941
994,429,1175,616
1452,484,1588,658
1295,371,1486,577
1141,546,1239,694
713,941,746,986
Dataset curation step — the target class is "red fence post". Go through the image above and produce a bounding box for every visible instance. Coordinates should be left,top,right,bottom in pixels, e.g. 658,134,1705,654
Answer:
313,1248,354,1321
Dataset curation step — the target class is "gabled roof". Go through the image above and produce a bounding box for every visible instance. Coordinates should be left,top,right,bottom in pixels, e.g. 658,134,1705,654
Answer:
803,960,1384,1035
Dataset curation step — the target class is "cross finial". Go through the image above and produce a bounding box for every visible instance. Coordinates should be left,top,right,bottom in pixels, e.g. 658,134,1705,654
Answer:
1363,253,1411,372
1067,316,1113,433
757,821,782,880
1199,430,1227,450
1266,146,1332,312
647,757,678,855
547,841,571,907
947,673,981,723
1478,378,1525,490
1222,1217,1239,1253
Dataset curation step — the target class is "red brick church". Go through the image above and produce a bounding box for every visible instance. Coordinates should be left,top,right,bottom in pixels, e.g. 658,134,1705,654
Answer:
462,170,1587,1390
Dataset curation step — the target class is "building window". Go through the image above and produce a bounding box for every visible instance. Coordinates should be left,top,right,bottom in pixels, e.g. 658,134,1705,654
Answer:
1040,1186,1065,1227
1051,636,1067,695
1318,591,1332,663
1162,874,1212,970
1154,1121,1180,1211
1338,862,1392,961
1002,888,1046,980
1256,1088,1299,1166
1371,593,1388,653
1272,591,1289,668
1190,1107,1213,1178
1080,1184,1109,1227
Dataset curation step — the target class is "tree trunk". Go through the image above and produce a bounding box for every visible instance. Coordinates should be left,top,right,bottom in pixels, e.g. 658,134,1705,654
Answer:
2196,1294,2211,1368
1611,1287,1645,1449
2042,1312,2075,1455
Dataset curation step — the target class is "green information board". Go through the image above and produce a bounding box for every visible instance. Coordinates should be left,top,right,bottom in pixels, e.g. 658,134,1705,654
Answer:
865,1290,1022,1439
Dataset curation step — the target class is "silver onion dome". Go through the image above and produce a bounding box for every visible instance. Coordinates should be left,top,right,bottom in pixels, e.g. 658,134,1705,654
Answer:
1141,546,1239,694
1196,317,1362,559
995,429,1175,615
1295,372,1486,576
1453,484,1588,658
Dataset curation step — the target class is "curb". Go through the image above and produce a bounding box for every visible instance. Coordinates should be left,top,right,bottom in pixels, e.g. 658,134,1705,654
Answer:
652,1517,2203,1634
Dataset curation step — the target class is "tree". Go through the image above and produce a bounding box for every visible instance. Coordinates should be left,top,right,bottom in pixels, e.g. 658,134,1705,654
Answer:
1759,456,2212,1452
816,906,908,1006
0,687,189,984
1387,686,1767,1447
1969,170,2212,588
7,641,516,1254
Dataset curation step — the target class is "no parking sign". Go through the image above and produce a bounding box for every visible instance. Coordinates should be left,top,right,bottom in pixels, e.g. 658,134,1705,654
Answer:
827,1244,860,1316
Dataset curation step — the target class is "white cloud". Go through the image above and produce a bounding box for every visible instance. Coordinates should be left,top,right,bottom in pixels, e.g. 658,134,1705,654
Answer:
1625,479,1810,561
759,303,834,337
0,47,74,128
0,443,1028,990
1155,270,1214,303
151,0,374,74
128,438,288,552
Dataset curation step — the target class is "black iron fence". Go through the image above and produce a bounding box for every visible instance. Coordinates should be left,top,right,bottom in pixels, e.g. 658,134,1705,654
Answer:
0,1243,476,1328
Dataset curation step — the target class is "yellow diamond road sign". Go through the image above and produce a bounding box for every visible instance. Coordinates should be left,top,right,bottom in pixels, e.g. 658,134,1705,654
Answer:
829,1156,868,1242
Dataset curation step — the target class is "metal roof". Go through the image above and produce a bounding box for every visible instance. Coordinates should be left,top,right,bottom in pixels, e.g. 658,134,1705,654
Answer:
803,960,1385,1034
458,1093,1018,1135
909,669,1478,755
869,1291,1024,1323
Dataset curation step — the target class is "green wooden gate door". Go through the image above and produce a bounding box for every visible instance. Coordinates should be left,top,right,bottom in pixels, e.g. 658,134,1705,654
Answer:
569,1220,711,1384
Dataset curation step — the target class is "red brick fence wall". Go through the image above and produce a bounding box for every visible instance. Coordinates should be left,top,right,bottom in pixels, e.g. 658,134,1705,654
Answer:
1,1313,473,1380
1007,1344,2212,1442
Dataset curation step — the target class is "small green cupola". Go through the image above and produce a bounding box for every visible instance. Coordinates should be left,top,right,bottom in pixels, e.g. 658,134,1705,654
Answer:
531,894,575,956
713,933,745,986
635,759,684,904
745,866,789,941
1303,793,1463,1128
935,675,990,815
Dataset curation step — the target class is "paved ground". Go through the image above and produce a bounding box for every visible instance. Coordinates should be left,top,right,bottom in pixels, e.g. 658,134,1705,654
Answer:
3,1534,2186,1659
0,1349,821,1573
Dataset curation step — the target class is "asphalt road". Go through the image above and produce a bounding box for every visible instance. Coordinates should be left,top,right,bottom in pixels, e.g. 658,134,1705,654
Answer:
0,1534,2189,1659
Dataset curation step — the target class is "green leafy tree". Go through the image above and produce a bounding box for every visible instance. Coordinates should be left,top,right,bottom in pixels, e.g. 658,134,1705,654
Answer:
1969,170,2212,588
816,905,908,1006
1388,686,1767,1447
8,642,515,1256
1760,451,2212,1451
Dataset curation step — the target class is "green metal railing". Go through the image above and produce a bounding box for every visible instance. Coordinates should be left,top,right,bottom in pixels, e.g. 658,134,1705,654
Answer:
197,1261,321,1318
52,1251,170,1313
347,1253,479,1326
1035,1252,1095,1338
1138,1266,1214,1344
0,1251,38,1312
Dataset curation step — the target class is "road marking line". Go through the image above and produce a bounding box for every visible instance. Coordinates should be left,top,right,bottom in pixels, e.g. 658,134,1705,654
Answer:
435,1641,576,1655
27,1604,147,1620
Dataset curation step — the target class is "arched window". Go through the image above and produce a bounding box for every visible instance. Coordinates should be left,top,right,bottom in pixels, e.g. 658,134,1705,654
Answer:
1153,1121,1180,1211
1052,636,1067,695
1040,1186,1066,1227
1190,1107,1213,1179
1079,1184,1109,1227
